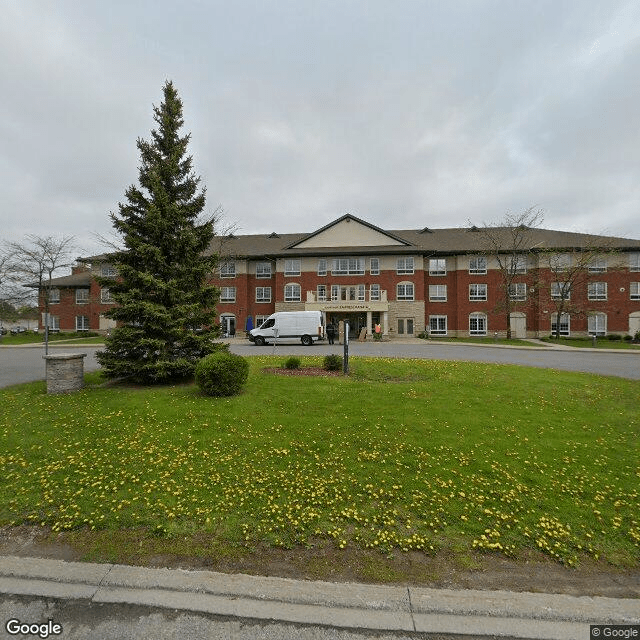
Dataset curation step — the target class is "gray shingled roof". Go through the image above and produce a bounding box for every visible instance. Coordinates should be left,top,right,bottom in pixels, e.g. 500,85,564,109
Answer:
77,217,640,263
206,226,640,259
26,271,92,288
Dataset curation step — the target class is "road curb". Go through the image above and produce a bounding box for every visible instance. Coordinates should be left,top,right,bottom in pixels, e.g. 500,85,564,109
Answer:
1,556,638,639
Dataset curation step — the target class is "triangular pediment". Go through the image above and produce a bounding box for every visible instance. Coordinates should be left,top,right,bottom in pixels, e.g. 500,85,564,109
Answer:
286,214,410,249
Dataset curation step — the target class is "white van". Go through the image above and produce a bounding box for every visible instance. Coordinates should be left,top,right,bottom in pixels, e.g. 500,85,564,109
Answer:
249,311,325,346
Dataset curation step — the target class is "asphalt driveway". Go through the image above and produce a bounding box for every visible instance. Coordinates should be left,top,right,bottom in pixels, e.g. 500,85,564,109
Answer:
0,339,638,389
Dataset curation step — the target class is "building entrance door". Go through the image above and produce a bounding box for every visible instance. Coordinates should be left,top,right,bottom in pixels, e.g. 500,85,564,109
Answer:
326,313,367,338
221,315,236,337
509,313,527,338
630,312,640,338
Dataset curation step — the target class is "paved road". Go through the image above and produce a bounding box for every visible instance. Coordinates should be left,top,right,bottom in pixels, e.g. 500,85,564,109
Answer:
0,340,638,388
2,556,637,640
0,345,101,389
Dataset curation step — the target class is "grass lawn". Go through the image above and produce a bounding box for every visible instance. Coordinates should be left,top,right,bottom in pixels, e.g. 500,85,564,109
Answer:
419,337,543,347
1,356,638,575
0,332,104,346
539,337,640,350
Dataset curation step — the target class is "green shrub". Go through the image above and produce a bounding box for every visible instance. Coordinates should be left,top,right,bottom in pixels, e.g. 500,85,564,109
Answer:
284,356,301,370
323,354,342,371
606,333,622,341
623,334,632,342
195,351,249,396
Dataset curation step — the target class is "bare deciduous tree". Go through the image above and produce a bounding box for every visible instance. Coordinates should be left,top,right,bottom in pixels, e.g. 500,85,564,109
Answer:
540,241,622,339
476,207,544,339
4,235,77,353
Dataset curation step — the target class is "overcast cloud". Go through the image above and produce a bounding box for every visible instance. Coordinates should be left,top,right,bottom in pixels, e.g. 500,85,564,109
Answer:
2,1,640,256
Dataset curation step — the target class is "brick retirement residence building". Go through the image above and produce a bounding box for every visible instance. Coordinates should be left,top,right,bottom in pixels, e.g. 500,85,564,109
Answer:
39,214,640,340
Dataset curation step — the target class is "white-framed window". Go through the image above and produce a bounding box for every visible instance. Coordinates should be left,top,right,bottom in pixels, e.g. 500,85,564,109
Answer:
629,253,640,272
220,286,236,302
369,258,380,275
469,312,487,335
45,315,60,331
100,265,117,277
317,259,327,276
49,288,60,304
397,282,414,301
370,284,381,301
551,282,571,300
429,315,447,336
429,258,446,275
316,285,327,301
331,258,365,275
588,256,607,273
551,313,570,336
587,282,607,300
75,315,90,331
429,284,447,301
396,257,414,275
100,287,113,303
256,286,271,303
630,282,640,300
284,283,301,302
256,262,272,279
508,256,527,274
469,256,487,274
469,284,487,301
397,318,414,335
220,261,236,278
588,313,607,336
334,285,366,301
75,288,89,304
509,283,527,301
255,315,269,327
284,259,301,276
550,253,571,271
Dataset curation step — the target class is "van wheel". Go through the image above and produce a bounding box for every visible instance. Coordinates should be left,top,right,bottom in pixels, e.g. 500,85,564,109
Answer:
301,335,313,346
254,336,265,346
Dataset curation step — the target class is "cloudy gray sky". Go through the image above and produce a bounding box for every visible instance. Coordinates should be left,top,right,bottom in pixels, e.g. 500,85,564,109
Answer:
2,1,640,256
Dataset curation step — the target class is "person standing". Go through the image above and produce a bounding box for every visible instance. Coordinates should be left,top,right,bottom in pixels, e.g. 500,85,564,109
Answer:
326,321,336,345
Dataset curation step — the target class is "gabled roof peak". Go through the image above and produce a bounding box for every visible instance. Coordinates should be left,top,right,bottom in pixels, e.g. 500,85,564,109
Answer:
285,214,412,250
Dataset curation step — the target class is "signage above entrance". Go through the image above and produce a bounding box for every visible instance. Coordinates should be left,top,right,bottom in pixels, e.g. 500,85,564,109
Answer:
325,303,371,311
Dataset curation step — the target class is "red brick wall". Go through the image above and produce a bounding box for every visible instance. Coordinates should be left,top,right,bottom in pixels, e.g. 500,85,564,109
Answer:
42,279,116,332
45,256,640,337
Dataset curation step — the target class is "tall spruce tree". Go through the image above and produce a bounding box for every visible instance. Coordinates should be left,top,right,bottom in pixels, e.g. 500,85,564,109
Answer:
97,81,220,383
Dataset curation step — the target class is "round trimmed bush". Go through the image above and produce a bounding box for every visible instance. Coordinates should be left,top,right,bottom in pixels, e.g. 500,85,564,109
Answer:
284,356,301,370
195,351,249,396
323,354,342,371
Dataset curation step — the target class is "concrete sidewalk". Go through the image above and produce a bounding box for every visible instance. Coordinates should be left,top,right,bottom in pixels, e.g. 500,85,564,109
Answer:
1,556,638,639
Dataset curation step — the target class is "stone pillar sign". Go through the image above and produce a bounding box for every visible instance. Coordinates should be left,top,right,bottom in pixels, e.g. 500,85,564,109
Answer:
43,353,87,394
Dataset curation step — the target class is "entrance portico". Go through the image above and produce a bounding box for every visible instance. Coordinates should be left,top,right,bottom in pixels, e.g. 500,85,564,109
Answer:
305,290,389,337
